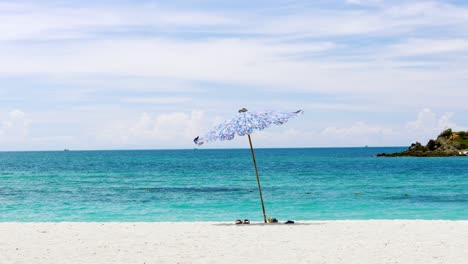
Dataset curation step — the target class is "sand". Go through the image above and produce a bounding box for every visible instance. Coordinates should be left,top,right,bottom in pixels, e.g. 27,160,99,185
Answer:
1,221,467,264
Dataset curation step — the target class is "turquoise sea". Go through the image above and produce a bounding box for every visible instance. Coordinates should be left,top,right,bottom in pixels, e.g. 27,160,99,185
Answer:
1,148,467,222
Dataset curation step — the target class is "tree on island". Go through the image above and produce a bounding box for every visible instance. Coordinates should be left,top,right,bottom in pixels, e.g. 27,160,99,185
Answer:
378,128,468,157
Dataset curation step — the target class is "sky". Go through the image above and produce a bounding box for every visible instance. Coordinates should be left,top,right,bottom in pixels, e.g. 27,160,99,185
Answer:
1,0,468,151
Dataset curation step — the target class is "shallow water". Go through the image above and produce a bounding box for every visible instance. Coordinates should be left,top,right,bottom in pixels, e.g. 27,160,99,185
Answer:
1,148,467,221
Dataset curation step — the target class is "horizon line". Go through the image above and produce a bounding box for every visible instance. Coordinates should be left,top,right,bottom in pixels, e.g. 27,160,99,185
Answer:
0,146,407,153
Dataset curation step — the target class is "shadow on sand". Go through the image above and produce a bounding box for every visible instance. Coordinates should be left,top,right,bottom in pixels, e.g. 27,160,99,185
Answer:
213,222,326,226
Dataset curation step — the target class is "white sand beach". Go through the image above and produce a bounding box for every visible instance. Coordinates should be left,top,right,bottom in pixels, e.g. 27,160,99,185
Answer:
1,221,467,264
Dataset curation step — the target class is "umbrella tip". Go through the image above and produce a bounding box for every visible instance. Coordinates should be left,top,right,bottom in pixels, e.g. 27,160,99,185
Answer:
194,136,204,146
238,108,248,113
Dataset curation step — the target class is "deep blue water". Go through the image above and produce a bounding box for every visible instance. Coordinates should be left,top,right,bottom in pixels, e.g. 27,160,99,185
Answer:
1,148,467,221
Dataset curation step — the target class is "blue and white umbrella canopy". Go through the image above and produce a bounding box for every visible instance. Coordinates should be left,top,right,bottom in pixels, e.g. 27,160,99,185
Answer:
194,108,303,145
193,108,303,223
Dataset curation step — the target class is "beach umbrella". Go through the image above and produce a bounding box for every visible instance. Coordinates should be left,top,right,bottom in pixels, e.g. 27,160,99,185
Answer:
193,108,303,223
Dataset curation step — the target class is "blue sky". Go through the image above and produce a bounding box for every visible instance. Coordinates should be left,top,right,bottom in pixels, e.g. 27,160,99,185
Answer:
1,0,468,150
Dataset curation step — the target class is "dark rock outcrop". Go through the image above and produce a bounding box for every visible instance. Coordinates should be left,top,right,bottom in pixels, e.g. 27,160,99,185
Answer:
377,128,468,157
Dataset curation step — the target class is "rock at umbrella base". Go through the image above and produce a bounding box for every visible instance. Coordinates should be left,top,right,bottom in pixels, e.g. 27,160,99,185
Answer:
377,128,468,157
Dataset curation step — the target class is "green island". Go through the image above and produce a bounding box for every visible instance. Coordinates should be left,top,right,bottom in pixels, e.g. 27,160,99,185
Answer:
377,128,468,157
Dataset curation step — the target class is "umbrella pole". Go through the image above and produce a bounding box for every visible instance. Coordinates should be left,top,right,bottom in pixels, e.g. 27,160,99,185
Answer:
248,134,267,223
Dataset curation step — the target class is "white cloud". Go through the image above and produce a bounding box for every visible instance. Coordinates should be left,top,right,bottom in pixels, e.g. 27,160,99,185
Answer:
322,121,393,137
0,107,465,151
405,108,463,142
345,0,383,6
0,1,468,151
320,121,394,146
2,1,467,42
0,110,78,150
95,111,205,148
260,1,468,38
311,108,467,147
0,3,237,41
123,97,193,104
1,1,467,110
0,38,341,91
0,109,30,140
389,38,468,56
1,36,467,110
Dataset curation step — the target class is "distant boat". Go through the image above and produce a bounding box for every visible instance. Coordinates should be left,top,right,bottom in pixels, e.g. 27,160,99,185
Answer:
64,149,70,151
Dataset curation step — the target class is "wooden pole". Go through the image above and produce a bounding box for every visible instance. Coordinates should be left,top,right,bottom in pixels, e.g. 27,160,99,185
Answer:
248,134,267,223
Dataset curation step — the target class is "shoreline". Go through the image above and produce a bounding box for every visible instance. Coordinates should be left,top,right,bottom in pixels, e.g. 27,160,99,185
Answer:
2,220,467,263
